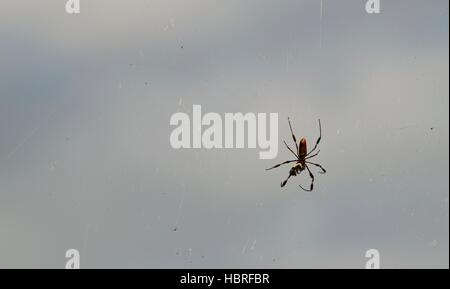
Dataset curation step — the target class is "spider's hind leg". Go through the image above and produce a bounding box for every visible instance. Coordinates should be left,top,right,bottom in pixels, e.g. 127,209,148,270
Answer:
288,117,299,155
307,119,322,156
306,161,326,174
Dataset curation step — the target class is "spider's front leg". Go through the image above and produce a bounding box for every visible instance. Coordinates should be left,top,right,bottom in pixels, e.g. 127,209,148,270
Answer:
281,175,291,187
299,165,315,192
266,159,297,171
281,166,297,187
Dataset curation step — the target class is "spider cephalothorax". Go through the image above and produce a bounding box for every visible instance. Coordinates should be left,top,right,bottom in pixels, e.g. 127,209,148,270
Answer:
267,118,326,191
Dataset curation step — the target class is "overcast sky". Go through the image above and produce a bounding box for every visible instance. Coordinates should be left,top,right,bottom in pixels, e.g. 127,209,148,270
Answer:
0,0,448,268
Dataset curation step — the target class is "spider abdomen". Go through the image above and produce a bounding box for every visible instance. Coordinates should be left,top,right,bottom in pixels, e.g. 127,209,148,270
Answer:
299,138,307,158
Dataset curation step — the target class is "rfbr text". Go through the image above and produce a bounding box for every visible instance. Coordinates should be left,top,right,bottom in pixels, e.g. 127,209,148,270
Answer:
180,273,270,286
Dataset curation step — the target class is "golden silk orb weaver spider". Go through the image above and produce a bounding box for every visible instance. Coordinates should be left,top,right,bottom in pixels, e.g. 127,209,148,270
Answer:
266,118,326,191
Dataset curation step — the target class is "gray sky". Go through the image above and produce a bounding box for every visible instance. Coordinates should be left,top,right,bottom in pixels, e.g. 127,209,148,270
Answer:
0,0,448,268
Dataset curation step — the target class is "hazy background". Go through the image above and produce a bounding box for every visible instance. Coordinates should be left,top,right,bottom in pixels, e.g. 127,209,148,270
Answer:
0,0,448,268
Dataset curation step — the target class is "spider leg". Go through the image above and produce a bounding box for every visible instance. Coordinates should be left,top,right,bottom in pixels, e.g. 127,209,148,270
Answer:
284,140,298,158
299,165,315,192
266,160,297,171
307,119,322,156
281,174,292,187
288,117,299,156
305,150,320,160
306,161,326,174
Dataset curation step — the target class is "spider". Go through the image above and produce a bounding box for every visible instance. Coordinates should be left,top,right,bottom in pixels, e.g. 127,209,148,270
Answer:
266,118,326,191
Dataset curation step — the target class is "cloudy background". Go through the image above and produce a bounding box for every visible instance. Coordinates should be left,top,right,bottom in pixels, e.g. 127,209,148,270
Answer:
0,0,448,268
